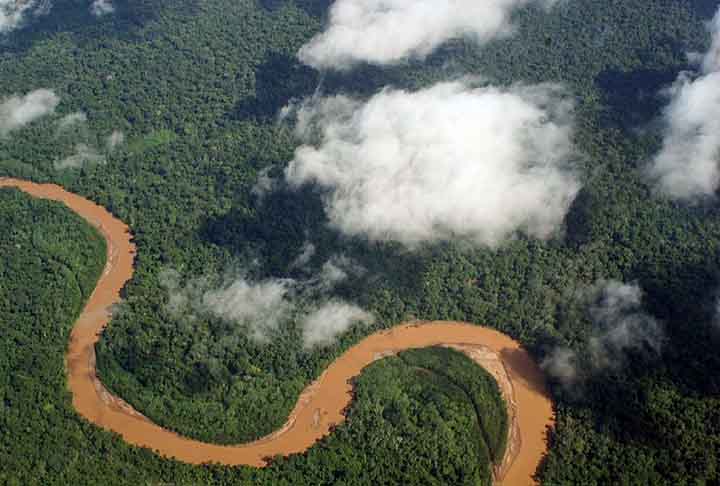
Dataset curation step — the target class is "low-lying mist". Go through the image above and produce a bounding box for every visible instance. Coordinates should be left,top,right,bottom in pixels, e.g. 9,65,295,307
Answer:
542,280,664,388
159,255,374,349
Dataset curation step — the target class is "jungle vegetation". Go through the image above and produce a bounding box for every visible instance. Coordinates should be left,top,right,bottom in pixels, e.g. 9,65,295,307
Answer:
0,194,503,485
1,0,720,483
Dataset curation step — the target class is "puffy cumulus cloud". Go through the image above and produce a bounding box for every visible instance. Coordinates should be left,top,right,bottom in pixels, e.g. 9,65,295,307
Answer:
542,280,663,387
54,143,104,170
160,256,372,346
0,89,59,136
648,8,720,200
91,0,114,17
298,0,555,70
0,0,50,33
285,80,579,247
301,301,374,348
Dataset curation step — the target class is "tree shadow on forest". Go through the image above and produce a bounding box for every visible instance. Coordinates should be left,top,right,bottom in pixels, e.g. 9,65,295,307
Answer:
594,67,683,131
0,0,200,54
199,182,427,309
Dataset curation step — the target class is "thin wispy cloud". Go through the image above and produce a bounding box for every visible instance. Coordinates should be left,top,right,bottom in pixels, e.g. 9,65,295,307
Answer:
90,0,114,17
160,255,373,347
106,130,125,150
56,112,87,131
0,89,59,136
0,0,50,34
54,143,104,170
543,281,664,387
301,301,374,348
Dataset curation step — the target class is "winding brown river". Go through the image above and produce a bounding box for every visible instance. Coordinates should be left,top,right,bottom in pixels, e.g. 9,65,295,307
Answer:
0,177,554,485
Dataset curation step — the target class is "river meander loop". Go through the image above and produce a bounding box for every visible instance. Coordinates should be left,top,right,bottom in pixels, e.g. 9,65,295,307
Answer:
0,178,554,485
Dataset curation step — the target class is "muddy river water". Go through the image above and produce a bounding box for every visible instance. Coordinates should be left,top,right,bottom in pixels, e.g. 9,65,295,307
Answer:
1,177,554,485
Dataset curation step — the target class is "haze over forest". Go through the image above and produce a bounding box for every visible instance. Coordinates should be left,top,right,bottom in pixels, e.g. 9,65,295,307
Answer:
1,0,720,484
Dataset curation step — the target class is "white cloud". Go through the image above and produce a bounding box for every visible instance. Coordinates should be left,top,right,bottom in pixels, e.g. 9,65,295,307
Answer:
54,143,104,170
543,281,663,386
290,240,316,268
285,80,579,247
0,0,50,34
586,281,663,370
57,112,87,130
0,0,33,33
106,130,125,149
0,89,59,135
251,167,276,201
202,278,295,342
161,257,373,346
298,0,555,70
318,257,348,286
649,8,720,199
311,254,365,290
541,347,579,385
91,0,114,17
301,300,374,348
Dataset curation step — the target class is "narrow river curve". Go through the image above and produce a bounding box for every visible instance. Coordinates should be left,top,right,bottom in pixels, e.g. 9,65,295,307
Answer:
0,177,554,485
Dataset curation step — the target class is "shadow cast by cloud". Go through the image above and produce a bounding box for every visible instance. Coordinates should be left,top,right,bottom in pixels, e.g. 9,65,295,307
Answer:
234,52,320,121
201,184,329,277
689,0,720,18
635,256,720,397
594,67,684,131
1,0,199,53
592,253,720,406
257,0,332,18
500,347,551,397
199,181,428,318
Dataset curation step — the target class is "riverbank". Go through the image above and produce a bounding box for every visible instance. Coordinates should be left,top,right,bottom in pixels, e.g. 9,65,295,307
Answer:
1,177,554,485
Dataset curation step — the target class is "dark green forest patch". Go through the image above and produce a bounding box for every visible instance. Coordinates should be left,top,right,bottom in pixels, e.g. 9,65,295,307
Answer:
1,0,720,482
0,192,505,484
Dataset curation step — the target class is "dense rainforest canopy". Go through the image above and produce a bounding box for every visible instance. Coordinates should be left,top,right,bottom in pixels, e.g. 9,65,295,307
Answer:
2,0,720,483
0,191,505,484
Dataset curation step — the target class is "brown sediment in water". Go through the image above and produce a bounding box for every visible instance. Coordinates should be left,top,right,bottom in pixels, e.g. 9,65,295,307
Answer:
1,177,554,485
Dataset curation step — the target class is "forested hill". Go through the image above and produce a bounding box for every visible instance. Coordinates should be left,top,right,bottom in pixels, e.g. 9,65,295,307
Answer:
1,0,720,483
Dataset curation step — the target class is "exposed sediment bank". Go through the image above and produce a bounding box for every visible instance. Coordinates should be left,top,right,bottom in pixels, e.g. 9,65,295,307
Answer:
1,177,554,485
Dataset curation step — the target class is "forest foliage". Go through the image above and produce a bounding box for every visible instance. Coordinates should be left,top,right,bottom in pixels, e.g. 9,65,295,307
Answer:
1,0,720,483
0,195,502,484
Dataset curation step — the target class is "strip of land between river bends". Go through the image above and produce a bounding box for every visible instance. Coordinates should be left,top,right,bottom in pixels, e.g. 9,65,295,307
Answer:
0,177,555,486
